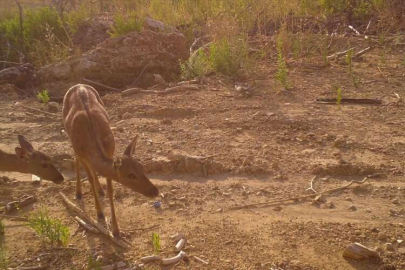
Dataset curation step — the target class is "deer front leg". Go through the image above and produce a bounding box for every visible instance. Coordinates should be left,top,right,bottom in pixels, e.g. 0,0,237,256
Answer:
94,174,105,197
83,164,105,221
75,156,82,200
106,178,120,237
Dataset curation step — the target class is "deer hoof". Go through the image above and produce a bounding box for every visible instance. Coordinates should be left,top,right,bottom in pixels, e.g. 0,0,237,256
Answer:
97,212,105,221
98,190,105,197
76,193,83,200
113,231,120,238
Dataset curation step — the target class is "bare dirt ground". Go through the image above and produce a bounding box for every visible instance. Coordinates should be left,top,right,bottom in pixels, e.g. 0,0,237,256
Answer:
1,40,405,270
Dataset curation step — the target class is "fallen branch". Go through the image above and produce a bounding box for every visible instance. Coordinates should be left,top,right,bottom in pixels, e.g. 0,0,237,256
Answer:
193,256,209,265
8,266,45,270
17,105,59,118
228,177,369,211
352,47,373,60
129,224,160,232
305,176,317,193
121,85,200,97
327,48,354,60
130,61,151,87
0,214,28,221
59,192,129,249
5,196,37,213
316,98,382,105
74,216,99,234
82,78,121,93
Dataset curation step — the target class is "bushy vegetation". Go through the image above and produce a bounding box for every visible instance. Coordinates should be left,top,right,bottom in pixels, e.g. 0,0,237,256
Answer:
27,208,70,247
0,0,403,72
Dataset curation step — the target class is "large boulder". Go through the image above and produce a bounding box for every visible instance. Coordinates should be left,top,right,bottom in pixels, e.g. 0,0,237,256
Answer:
72,15,113,52
38,21,189,90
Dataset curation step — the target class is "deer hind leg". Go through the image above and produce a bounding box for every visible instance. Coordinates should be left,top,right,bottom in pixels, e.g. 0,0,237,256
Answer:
82,162,105,221
75,155,83,200
106,178,120,237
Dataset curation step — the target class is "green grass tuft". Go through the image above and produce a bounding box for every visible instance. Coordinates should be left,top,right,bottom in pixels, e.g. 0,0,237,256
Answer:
27,208,69,247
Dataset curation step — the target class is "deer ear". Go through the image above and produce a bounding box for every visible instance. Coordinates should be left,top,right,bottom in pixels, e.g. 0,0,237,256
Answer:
113,157,123,170
18,135,34,153
15,147,30,160
123,136,138,157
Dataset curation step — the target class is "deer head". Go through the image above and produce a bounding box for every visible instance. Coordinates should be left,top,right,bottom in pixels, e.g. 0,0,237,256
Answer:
113,136,159,198
15,135,64,184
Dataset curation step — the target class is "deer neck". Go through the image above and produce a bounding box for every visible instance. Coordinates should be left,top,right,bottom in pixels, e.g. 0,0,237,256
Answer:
89,148,118,180
0,149,30,174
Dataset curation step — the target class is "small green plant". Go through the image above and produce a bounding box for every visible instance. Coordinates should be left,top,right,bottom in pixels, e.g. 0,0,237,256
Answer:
345,49,360,88
37,89,50,104
0,246,8,270
180,49,209,80
109,12,144,37
0,220,4,236
275,37,289,89
87,255,102,270
152,232,161,253
208,38,248,77
27,208,70,246
336,86,342,108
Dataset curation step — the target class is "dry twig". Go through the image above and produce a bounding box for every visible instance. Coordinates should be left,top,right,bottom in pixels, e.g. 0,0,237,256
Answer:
305,176,317,193
59,192,129,249
228,177,369,211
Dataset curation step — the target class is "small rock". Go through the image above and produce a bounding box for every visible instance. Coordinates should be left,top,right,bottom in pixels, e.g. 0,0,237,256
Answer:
116,261,126,268
315,194,327,203
383,242,396,252
342,242,380,260
326,202,336,209
348,205,357,211
161,119,173,125
96,255,104,263
301,149,317,155
122,112,132,119
273,206,282,212
47,102,59,113
378,232,387,241
392,198,400,204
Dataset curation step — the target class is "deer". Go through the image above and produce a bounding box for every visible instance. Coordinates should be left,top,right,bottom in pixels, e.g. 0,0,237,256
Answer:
62,84,159,238
0,135,64,184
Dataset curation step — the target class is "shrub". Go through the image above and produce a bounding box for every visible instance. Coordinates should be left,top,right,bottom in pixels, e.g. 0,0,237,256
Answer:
180,49,210,80
0,6,70,67
109,12,144,37
27,208,70,247
37,89,50,103
208,37,249,77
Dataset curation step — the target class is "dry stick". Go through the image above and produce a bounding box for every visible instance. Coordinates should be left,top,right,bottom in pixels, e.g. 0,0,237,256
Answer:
59,192,129,249
0,214,28,221
17,105,59,118
129,224,160,232
327,48,354,60
130,61,151,87
228,177,369,211
74,216,99,234
352,47,373,60
305,176,317,193
82,78,121,92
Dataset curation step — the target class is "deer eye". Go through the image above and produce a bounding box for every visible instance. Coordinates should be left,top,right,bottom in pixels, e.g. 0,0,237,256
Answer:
41,163,49,169
128,173,136,179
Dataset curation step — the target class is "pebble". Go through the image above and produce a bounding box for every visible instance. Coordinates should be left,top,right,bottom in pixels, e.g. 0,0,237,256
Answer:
383,242,396,252
315,194,327,203
348,205,357,211
392,198,400,204
378,232,387,241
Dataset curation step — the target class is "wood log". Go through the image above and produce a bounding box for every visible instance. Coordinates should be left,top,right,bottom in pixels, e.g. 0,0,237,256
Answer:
59,192,129,249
